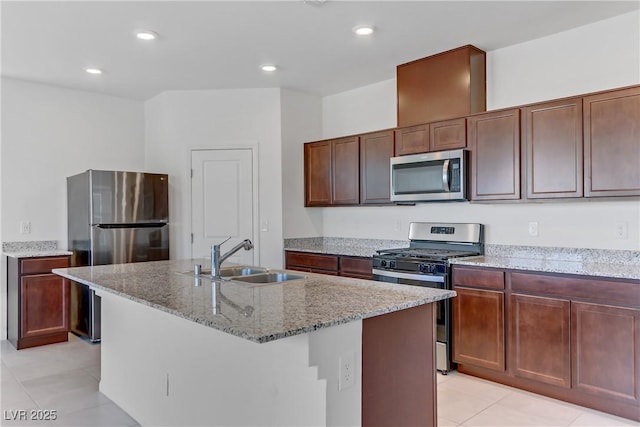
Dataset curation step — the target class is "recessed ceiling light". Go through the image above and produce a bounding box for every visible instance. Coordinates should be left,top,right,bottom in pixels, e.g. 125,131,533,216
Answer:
136,31,157,41
353,25,374,36
261,64,277,72
84,68,103,75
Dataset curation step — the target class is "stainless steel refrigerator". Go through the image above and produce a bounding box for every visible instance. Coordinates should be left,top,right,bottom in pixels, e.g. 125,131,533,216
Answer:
67,170,169,342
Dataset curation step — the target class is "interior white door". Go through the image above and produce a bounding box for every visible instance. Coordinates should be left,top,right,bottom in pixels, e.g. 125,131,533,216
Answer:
191,149,255,266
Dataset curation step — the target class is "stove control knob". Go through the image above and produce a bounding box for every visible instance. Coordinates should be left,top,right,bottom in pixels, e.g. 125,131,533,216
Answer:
380,260,388,267
419,263,434,273
389,261,396,269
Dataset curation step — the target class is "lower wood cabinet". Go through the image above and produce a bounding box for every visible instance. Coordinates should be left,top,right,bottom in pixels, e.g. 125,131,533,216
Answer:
452,266,506,372
452,287,505,372
452,265,640,422
285,251,373,279
7,256,70,349
285,251,339,275
510,293,571,388
572,302,640,406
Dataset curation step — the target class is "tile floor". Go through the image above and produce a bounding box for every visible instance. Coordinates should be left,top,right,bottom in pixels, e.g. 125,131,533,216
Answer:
1,334,637,427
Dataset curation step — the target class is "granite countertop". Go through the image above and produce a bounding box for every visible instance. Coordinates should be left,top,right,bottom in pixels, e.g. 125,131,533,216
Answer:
287,238,640,281
53,259,454,344
3,240,72,258
450,245,640,280
284,237,408,258
451,256,640,280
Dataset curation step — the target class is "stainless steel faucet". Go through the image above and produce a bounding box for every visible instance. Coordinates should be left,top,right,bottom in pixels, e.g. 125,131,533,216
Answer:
211,237,254,278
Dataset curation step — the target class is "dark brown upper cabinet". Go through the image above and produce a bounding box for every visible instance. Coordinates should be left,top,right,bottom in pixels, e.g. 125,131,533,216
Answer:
522,98,583,199
430,117,467,152
397,45,486,127
304,137,360,207
583,86,640,197
468,109,521,200
395,117,466,156
394,124,429,156
304,140,332,206
360,130,395,204
332,136,360,205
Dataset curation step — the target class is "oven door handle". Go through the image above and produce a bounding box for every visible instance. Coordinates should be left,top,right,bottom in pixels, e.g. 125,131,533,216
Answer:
372,269,445,283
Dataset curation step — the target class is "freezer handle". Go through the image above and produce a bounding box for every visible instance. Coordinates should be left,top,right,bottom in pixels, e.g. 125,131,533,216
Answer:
95,223,168,229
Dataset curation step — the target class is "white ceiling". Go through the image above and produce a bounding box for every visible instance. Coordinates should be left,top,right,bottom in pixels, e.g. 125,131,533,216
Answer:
2,1,638,101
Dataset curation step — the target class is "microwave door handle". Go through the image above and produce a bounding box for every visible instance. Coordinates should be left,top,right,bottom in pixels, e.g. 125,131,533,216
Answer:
442,159,450,191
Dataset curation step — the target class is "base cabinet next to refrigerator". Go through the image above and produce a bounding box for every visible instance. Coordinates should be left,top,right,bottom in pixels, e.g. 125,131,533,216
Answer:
6,256,70,350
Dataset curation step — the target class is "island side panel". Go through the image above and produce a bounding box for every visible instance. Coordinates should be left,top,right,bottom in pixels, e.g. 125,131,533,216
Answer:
97,291,327,426
362,303,437,427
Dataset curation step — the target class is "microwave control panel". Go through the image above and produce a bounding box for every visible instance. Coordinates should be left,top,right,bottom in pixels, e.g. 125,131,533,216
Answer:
450,159,461,192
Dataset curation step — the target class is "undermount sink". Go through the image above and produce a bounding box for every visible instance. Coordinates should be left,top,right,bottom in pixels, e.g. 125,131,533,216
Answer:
219,266,267,277
231,272,306,284
181,266,267,278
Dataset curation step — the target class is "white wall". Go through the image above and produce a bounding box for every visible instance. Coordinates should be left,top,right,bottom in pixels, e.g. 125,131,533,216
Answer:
316,11,640,251
322,79,396,139
144,88,285,268
281,89,324,238
1,78,145,245
1,77,145,340
487,10,640,110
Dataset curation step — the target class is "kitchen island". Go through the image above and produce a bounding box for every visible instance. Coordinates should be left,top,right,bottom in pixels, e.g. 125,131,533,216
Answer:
54,259,454,426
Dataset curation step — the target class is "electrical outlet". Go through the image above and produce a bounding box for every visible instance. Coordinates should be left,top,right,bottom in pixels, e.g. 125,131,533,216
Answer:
614,221,628,239
528,221,538,237
19,221,31,234
338,352,356,391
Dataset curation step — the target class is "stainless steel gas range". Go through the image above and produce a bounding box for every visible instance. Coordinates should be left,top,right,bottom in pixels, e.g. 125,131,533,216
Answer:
372,222,484,374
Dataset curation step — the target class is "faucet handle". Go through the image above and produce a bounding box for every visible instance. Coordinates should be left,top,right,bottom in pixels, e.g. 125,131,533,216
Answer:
215,236,232,248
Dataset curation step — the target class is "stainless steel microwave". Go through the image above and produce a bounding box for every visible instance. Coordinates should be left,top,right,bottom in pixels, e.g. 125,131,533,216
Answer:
390,149,468,202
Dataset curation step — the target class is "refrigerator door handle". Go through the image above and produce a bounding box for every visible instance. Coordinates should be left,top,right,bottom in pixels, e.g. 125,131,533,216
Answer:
95,223,168,229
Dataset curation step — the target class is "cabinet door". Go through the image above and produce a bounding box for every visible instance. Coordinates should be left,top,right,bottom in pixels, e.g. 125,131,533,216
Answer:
20,274,69,338
360,130,395,204
453,286,505,371
304,141,332,206
468,109,521,200
572,302,640,405
523,98,583,199
584,86,640,197
332,136,360,205
430,117,466,151
394,124,429,156
510,294,571,388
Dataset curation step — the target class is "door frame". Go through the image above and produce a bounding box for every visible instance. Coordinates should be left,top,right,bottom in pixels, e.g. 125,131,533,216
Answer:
188,146,260,265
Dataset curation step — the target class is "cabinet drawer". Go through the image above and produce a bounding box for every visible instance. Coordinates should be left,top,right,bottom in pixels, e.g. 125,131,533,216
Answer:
21,257,69,275
452,266,504,290
340,256,373,276
285,251,339,272
510,272,640,308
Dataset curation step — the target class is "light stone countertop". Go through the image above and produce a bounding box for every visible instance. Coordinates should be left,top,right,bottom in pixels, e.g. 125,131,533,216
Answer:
451,255,640,280
3,240,72,258
53,259,455,344
284,237,408,258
